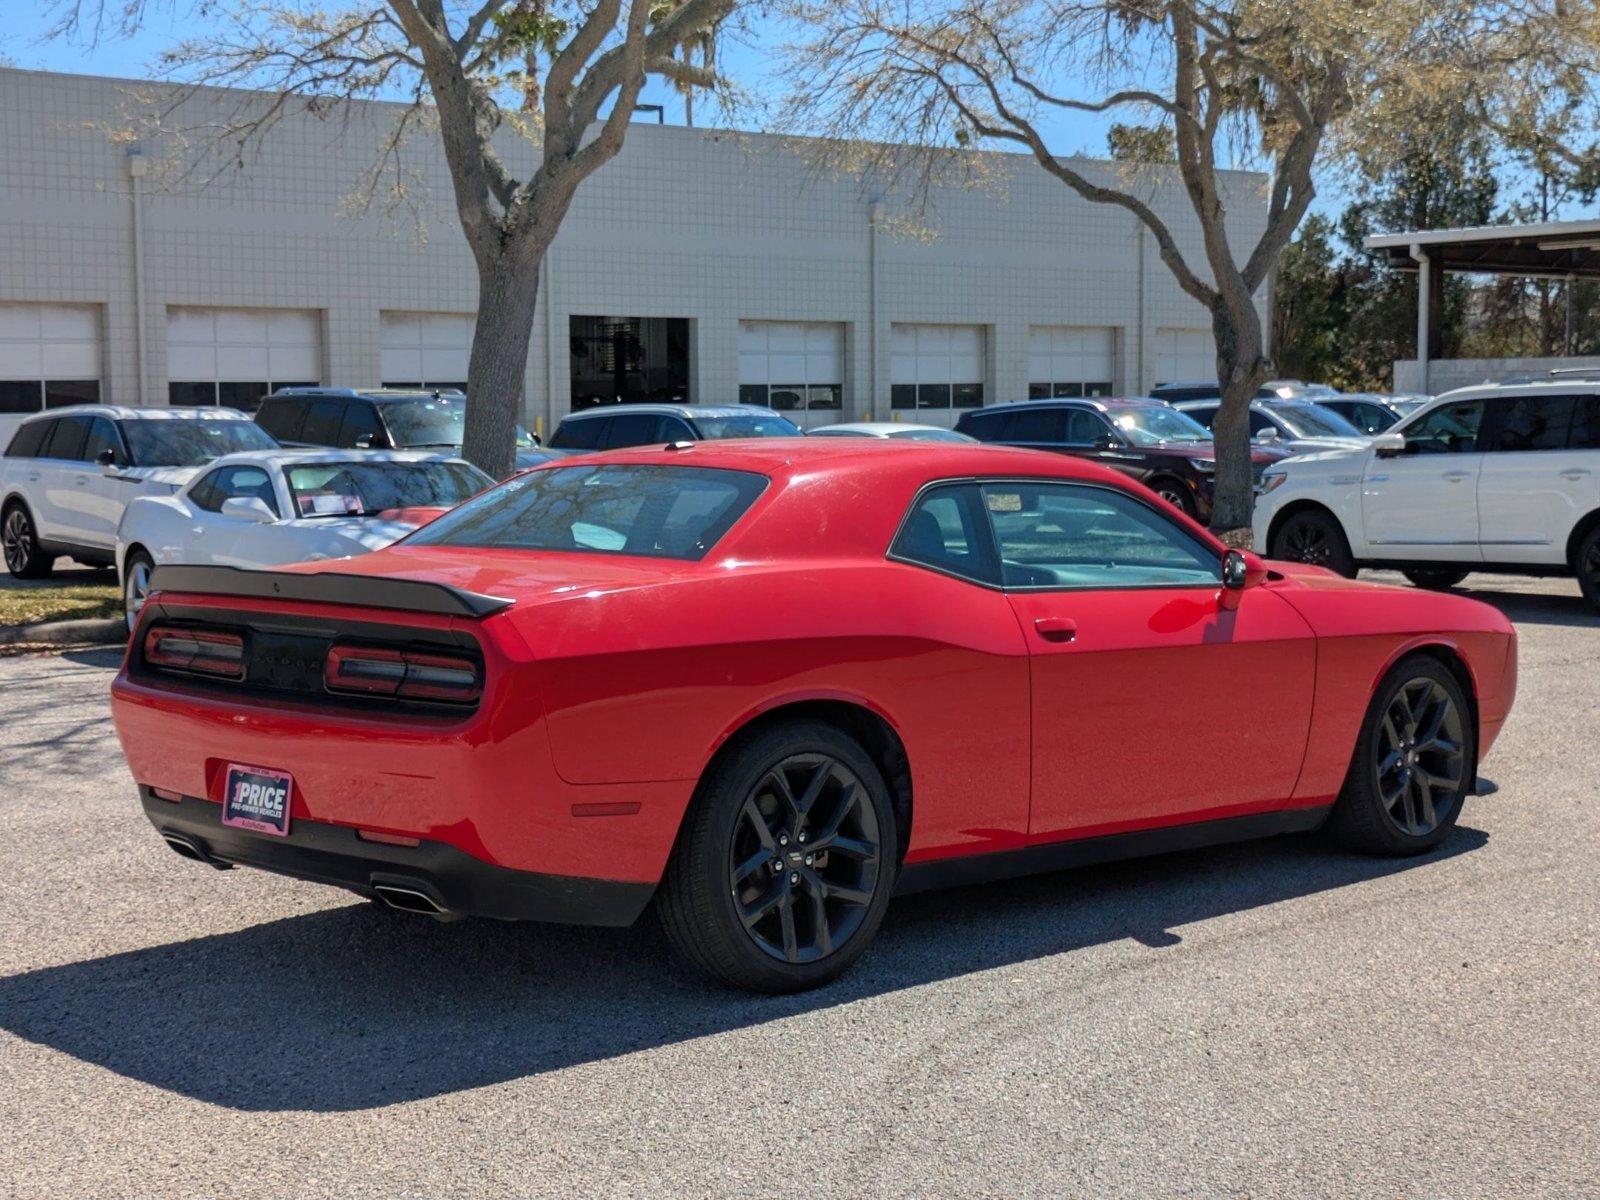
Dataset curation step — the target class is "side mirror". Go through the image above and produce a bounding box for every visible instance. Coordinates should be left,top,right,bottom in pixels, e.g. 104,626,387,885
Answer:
1092,435,1124,451
1220,548,1268,609
1253,426,1280,443
353,433,375,449
219,496,277,524
1372,431,1406,458
96,448,120,470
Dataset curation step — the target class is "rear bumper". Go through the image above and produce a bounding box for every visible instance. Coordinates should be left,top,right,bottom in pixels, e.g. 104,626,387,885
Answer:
141,788,655,927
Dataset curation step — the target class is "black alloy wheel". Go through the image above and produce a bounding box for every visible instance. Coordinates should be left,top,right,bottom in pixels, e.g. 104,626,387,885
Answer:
657,719,898,992
1330,657,1474,855
728,754,882,964
1576,525,1600,614
3,503,53,579
1403,568,1469,590
1272,510,1356,577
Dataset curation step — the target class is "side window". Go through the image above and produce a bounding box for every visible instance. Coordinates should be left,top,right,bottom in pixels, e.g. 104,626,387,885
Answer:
1570,396,1600,449
1009,407,1066,444
602,413,662,449
1184,406,1219,430
338,402,384,448
958,411,1012,442
891,484,999,585
1064,409,1111,447
658,416,696,442
4,420,51,459
1246,409,1276,436
299,400,346,446
83,417,120,463
1403,400,1485,455
41,415,89,460
549,416,606,450
256,399,306,442
202,465,278,516
187,469,224,512
1482,394,1577,453
980,481,1221,590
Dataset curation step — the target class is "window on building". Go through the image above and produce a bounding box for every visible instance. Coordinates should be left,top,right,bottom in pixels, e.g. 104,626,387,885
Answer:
738,322,845,414
1154,328,1213,387
380,312,474,391
890,324,985,411
166,307,320,412
0,304,103,414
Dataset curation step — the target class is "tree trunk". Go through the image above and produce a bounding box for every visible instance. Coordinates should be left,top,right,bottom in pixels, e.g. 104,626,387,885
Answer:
461,239,545,479
1207,300,1271,537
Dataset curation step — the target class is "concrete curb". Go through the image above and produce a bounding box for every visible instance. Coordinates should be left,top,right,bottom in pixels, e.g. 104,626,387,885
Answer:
0,617,126,647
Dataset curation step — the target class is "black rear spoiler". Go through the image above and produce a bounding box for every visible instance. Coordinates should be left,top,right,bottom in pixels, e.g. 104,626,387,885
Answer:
148,564,513,618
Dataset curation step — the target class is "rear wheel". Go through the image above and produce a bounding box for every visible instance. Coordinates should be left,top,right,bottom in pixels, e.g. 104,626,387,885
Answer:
1329,657,1473,856
123,549,155,632
1403,568,1469,590
1271,508,1356,577
1150,477,1196,518
657,719,898,993
2,502,54,579
1575,525,1600,614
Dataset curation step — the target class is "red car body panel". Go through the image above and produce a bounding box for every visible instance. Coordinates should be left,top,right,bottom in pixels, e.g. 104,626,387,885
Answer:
110,439,1517,915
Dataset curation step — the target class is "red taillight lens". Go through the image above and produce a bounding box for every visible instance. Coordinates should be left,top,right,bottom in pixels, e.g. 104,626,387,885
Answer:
142,625,245,678
324,644,481,704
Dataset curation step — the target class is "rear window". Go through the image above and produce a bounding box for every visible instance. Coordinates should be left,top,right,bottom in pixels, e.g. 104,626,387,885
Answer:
405,464,767,560
286,460,490,517
123,419,279,467
688,412,801,439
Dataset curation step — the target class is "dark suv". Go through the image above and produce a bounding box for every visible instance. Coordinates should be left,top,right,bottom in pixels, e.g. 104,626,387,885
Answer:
546,403,801,452
254,388,551,476
955,398,1289,521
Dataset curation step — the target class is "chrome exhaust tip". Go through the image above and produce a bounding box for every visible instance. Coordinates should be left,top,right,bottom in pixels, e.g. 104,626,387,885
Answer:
161,832,232,870
371,881,450,917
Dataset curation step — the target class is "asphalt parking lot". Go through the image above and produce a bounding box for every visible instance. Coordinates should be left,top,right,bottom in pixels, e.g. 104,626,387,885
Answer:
1,574,1596,1198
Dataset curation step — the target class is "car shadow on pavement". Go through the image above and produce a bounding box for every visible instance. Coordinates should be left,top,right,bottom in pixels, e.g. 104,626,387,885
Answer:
1456,586,1600,629
0,824,1487,1112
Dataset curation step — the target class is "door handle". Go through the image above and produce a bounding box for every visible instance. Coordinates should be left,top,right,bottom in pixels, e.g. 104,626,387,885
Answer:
25,472,40,482
1559,467,1592,480
1442,471,1471,483
73,475,88,486
1033,617,1077,642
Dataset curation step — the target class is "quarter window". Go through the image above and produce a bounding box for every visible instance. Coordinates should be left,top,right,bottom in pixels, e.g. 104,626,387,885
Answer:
1571,396,1600,449
4,420,51,458
891,484,999,584
981,481,1220,590
195,465,278,515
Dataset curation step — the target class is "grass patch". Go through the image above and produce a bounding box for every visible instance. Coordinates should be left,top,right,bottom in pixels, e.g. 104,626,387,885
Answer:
0,579,121,627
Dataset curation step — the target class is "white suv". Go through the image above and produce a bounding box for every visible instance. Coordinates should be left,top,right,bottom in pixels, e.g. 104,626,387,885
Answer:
1254,380,1600,609
1,405,278,578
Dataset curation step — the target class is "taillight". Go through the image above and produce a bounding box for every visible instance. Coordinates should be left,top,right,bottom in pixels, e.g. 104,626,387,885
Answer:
142,625,245,678
324,644,481,704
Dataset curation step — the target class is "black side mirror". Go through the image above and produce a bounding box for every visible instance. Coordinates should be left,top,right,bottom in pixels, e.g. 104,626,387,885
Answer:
1092,435,1123,451
96,448,118,468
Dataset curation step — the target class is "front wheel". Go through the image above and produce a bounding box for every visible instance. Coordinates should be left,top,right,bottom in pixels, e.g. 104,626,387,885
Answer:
1329,657,1474,856
1149,478,1196,518
1270,508,1356,577
1403,568,1469,590
657,719,898,993
123,549,155,632
3,502,54,579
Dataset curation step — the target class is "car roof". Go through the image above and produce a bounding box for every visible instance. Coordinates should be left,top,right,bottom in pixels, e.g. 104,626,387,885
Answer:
191,448,472,473
15,404,253,423
266,387,465,404
968,396,1166,416
809,422,955,435
557,403,778,421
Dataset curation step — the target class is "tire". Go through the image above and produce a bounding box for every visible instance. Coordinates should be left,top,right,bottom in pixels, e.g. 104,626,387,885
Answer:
1575,524,1600,614
1402,568,1469,590
657,718,899,993
123,549,155,633
1149,477,1196,519
1270,508,1356,577
2,501,54,579
1329,656,1475,856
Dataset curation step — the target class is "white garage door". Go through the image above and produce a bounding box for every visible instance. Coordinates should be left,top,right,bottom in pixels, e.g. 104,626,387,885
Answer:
0,303,102,418
1028,326,1115,398
167,307,320,411
1155,328,1214,387
381,311,473,390
738,321,844,427
891,324,985,427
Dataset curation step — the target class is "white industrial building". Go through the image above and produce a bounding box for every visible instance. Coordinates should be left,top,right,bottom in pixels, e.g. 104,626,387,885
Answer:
0,67,1268,442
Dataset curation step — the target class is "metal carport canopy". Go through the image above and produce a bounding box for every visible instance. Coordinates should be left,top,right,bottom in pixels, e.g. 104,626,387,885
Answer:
1365,219,1600,280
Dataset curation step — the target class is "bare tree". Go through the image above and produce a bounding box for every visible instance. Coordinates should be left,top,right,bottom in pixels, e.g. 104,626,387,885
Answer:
778,0,1461,533
52,0,735,477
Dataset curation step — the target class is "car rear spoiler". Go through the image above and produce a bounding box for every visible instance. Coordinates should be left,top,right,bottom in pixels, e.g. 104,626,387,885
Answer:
148,564,514,618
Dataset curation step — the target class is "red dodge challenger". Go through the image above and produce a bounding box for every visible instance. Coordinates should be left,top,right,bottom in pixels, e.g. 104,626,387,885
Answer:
110,439,1517,992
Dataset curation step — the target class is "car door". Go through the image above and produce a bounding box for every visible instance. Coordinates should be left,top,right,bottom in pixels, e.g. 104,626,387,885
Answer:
1361,397,1486,562
69,416,128,550
979,478,1316,840
32,416,89,544
1474,392,1595,565
184,464,284,565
